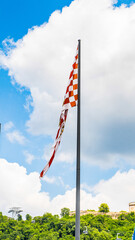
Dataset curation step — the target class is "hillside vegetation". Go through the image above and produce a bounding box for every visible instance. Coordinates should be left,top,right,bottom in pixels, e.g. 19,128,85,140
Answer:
0,208,135,239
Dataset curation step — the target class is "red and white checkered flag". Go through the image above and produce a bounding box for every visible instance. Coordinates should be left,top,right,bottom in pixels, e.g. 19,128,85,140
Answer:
40,46,78,178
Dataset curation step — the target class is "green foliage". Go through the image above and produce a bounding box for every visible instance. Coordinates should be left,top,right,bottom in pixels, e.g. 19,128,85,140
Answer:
0,210,135,239
98,203,110,213
26,214,32,222
61,208,70,218
17,214,22,221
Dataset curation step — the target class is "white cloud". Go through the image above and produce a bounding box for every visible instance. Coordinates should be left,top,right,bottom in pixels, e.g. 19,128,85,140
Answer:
3,121,14,131
24,94,33,112
1,0,135,168
0,158,49,217
23,151,35,164
57,152,75,164
6,130,26,145
0,158,135,218
43,175,56,184
50,169,135,213
43,175,70,190
82,153,135,169
88,169,135,212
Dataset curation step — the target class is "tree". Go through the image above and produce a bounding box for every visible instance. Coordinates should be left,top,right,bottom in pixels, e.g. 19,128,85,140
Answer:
61,208,70,217
17,214,22,221
98,203,109,213
26,214,32,222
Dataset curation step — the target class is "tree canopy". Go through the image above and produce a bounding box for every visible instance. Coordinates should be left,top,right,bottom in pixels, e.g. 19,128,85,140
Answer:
98,203,109,213
0,206,135,239
60,208,70,217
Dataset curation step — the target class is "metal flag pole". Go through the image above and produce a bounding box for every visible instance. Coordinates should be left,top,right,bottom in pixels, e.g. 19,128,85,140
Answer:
75,39,81,240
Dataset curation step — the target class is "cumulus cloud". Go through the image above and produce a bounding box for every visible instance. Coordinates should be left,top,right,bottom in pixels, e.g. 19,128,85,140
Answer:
23,151,35,164
6,130,26,145
82,169,135,212
1,0,135,168
0,158,135,218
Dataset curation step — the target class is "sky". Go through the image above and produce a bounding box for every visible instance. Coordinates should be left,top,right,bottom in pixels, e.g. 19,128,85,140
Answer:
1,0,135,218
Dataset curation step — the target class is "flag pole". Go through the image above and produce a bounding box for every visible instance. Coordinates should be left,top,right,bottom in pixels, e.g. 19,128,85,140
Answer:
75,39,81,240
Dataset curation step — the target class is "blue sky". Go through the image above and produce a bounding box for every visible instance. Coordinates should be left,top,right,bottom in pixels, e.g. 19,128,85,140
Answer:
114,0,135,6
1,0,135,217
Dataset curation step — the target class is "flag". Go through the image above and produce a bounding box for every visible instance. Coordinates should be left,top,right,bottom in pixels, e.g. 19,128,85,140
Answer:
40,45,78,178
132,228,135,240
